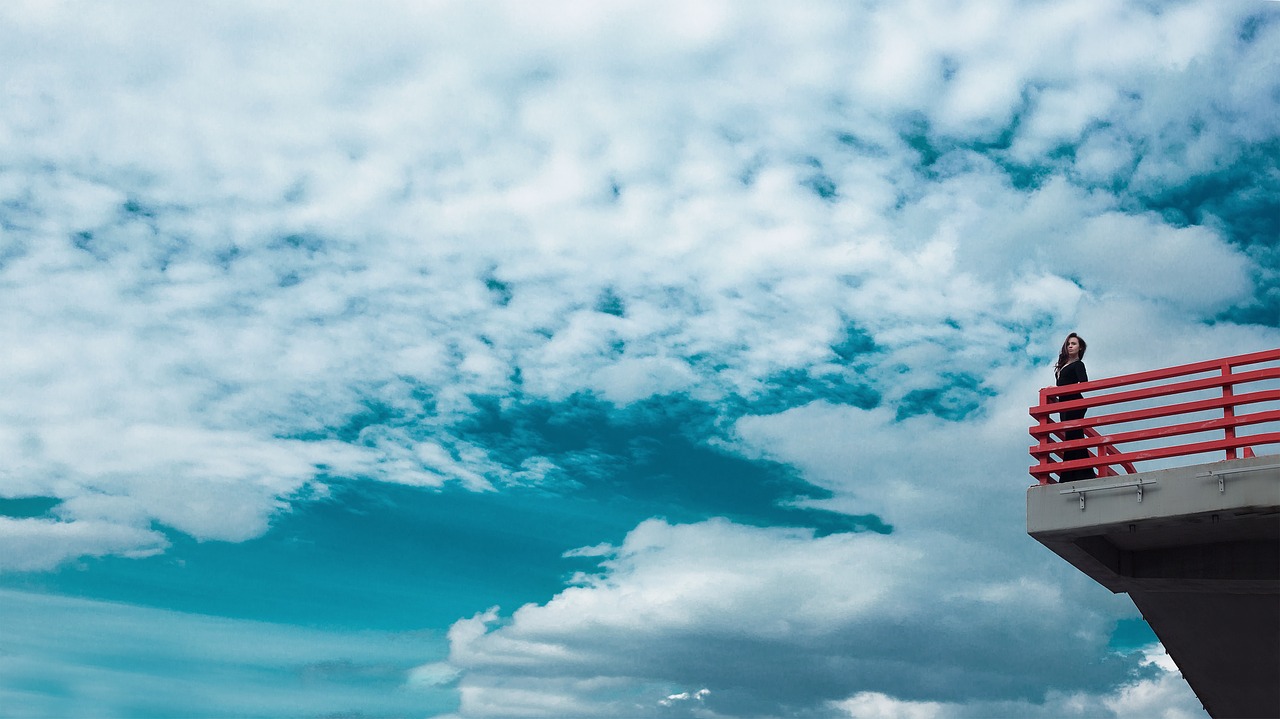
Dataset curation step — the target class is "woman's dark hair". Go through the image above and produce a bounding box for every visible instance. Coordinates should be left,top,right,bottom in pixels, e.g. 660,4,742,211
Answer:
1055,332,1087,372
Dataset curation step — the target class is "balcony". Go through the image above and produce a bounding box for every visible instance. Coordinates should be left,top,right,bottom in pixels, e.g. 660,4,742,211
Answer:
1026,348,1280,719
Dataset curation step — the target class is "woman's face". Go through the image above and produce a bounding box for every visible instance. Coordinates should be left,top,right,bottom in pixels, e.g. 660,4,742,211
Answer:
1066,336,1081,357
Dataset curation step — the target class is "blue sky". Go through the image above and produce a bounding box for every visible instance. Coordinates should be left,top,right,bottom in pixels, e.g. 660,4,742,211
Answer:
1,1,1277,717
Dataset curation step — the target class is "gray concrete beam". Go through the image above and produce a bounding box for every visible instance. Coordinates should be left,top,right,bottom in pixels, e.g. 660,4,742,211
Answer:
1027,455,1280,719
1028,455,1280,593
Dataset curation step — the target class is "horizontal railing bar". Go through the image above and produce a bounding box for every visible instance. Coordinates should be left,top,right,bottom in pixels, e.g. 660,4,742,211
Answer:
1037,429,1137,473
1030,410,1280,457
1030,389,1280,437
1031,432,1280,474
1036,366,1280,414
1039,348,1280,397
1030,432,1280,476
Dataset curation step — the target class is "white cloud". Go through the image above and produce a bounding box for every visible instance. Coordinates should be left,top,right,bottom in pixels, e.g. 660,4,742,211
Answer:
1102,667,1206,719
0,0,1270,569
1067,213,1252,313
0,517,166,571
835,692,946,719
590,356,698,405
435,508,1212,717
0,1,1276,712
831,645,1205,719
1015,82,1121,158
438,515,1141,716
408,661,462,688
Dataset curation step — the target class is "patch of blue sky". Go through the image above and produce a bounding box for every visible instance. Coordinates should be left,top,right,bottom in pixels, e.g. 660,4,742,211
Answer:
0,588,456,718
0,496,60,519
593,286,627,317
455,393,891,536
1131,141,1280,249
895,372,997,422
0,481,620,632
1108,617,1161,652
736,369,882,418
897,110,1028,178
274,348,893,536
309,388,439,445
0,388,890,638
801,163,840,202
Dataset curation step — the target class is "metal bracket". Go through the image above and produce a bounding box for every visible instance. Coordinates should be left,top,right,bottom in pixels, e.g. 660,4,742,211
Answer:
1196,463,1280,494
1059,478,1157,511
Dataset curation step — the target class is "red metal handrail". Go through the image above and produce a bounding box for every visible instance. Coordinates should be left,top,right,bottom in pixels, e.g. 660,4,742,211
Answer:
1029,348,1280,484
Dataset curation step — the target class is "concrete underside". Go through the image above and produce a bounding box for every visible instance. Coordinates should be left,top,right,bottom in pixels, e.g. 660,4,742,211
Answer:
1027,455,1280,719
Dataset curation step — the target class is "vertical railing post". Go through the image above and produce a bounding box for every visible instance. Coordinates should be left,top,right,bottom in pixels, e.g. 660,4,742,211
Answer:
1038,386,1053,484
1222,361,1236,460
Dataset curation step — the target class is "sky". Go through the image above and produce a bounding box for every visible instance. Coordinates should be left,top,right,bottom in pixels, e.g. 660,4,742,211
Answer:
0,0,1277,717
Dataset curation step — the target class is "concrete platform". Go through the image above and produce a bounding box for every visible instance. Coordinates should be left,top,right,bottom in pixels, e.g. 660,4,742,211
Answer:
1027,455,1280,719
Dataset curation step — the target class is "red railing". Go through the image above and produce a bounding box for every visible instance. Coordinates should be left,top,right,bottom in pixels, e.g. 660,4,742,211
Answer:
1029,348,1280,485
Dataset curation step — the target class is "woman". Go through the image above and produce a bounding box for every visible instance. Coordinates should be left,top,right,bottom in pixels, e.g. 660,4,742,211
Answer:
1054,333,1095,482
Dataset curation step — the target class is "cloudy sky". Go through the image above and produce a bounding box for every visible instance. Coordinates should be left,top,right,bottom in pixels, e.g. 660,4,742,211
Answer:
1,0,1277,717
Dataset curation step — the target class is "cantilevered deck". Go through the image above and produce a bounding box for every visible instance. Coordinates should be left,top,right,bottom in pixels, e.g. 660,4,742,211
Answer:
1026,349,1280,719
